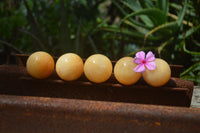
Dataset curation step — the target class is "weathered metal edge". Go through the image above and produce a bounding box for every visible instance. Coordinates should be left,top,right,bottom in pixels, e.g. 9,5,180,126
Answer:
0,65,194,107
0,94,200,133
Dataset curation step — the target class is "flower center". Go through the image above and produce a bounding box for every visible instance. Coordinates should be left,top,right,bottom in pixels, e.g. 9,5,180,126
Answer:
142,60,147,64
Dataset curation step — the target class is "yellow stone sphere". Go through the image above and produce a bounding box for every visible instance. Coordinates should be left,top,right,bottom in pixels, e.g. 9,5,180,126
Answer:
114,57,142,85
84,54,113,83
56,53,84,81
26,51,55,79
143,58,171,87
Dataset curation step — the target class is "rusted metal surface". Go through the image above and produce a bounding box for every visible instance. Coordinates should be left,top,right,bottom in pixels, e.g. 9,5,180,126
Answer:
0,62,197,132
0,94,200,133
0,65,193,107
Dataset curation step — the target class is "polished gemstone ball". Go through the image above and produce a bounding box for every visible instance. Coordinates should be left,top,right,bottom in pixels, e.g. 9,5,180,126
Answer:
143,58,171,87
26,51,55,79
84,54,113,83
114,57,142,85
56,53,84,81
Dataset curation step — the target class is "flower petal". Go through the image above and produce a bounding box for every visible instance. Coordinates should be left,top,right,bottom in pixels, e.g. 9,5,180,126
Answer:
134,64,145,73
145,61,156,70
134,57,142,64
146,51,155,62
135,51,145,60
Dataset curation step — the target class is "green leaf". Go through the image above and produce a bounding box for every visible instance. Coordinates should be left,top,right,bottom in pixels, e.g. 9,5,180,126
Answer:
157,37,174,54
121,0,142,11
156,0,169,16
179,25,200,40
100,26,159,41
139,0,154,8
177,0,188,26
181,75,200,83
112,0,127,15
80,0,87,7
183,42,200,56
123,19,153,30
192,40,200,47
124,20,149,34
170,3,196,17
112,0,153,29
101,26,145,38
145,21,178,41
184,25,200,38
120,0,154,27
121,8,167,27
181,62,200,76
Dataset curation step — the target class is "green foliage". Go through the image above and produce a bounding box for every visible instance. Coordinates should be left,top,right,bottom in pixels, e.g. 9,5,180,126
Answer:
121,8,167,27
100,0,191,55
179,0,200,85
98,0,200,84
181,42,200,84
0,0,105,57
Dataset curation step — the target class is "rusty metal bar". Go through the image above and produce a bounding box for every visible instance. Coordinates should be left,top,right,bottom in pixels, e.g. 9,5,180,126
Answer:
0,95,200,133
0,62,198,132
0,65,193,107
0,65,192,88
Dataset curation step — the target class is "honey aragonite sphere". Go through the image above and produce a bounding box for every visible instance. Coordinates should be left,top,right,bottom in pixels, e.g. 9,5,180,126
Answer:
143,58,171,87
84,54,113,83
114,57,142,85
56,53,84,81
26,51,55,79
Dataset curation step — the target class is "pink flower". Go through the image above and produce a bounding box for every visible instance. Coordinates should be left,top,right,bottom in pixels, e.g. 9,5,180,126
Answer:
134,51,156,73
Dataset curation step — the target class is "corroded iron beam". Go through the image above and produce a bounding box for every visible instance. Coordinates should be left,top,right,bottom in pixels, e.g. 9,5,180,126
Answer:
0,95,200,133
0,65,193,107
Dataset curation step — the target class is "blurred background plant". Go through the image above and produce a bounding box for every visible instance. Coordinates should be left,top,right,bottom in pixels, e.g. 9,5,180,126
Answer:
0,0,199,84
180,42,200,85
0,0,105,60
99,0,200,85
